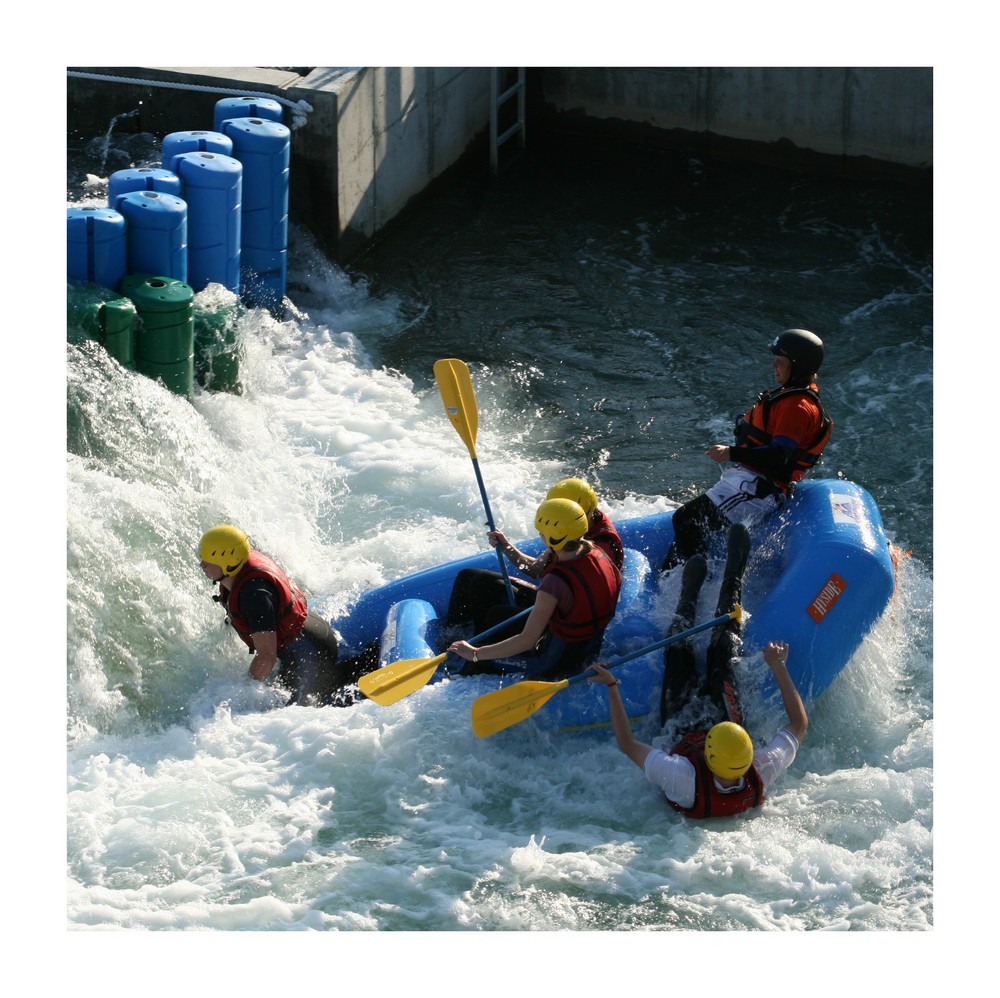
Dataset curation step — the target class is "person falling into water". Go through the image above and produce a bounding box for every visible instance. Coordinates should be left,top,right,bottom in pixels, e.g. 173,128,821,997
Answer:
590,522,808,817
197,525,366,705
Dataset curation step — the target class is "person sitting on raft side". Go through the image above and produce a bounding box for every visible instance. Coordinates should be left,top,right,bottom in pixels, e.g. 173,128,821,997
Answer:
662,328,833,571
447,497,623,681
447,477,624,634
590,639,807,819
198,525,369,706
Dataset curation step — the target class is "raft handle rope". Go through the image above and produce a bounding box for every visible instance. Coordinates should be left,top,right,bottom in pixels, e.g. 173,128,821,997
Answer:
67,70,315,130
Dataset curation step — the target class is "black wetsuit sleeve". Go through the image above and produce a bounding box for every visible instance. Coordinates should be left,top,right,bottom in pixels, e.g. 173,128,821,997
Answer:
238,579,279,633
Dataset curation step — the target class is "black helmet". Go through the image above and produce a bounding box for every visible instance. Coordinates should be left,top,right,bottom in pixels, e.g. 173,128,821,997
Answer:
771,328,824,381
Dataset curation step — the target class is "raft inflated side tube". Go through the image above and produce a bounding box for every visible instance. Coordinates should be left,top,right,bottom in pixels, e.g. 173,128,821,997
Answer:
742,479,895,702
67,207,126,292
172,151,242,294
213,96,284,131
67,280,137,369
221,116,290,311
108,168,181,203
161,130,234,172
112,190,188,284
598,547,661,651
380,599,441,666
120,274,195,399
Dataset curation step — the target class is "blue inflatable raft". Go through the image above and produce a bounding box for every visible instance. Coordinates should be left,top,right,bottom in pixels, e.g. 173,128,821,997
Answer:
331,478,897,731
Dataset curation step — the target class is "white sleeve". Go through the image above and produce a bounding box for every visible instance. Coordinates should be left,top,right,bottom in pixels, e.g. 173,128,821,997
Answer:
753,729,800,790
643,748,697,810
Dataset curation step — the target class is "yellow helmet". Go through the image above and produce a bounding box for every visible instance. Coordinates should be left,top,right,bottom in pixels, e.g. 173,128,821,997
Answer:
546,477,599,520
704,721,754,779
198,525,250,576
534,498,589,551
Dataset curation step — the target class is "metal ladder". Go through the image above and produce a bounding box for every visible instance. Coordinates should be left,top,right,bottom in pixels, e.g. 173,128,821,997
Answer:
490,68,526,174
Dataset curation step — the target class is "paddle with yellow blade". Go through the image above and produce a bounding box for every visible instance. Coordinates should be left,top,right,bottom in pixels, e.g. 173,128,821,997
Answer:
470,605,745,738
433,358,516,605
358,607,532,706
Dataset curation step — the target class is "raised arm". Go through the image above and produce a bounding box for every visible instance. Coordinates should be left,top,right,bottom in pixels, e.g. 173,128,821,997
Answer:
589,663,654,769
763,640,808,744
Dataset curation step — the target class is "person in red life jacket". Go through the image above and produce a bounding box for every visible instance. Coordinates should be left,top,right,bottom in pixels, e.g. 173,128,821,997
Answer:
447,498,623,681
197,525,354,706
662,328,833,570
589,639,808,818
447,477,624,633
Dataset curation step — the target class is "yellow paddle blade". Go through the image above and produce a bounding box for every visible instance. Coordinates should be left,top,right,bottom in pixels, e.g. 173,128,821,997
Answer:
358,653,448,706
434,358,479,458
470,677,571,738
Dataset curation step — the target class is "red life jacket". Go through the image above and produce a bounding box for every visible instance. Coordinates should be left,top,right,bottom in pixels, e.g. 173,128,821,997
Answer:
218,551,309,651
542,546,622,642
666,731,765,818
733,382,833,492
588,509,624,569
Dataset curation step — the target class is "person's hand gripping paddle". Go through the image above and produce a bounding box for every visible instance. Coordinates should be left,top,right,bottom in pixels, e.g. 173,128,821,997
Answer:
358,608,532,706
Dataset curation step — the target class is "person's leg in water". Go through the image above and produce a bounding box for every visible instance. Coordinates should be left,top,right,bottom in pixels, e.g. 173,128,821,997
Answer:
714,522,750,621
276,636,321,706
703,523,751,725
661,494,730,571
659,553,708,725
278,611,348,706
331,641,382,704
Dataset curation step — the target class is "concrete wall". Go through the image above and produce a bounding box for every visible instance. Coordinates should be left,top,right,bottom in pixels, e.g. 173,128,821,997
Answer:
539,67,932,170
315,67,492,260
67,67,931,265
67,66,493,263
